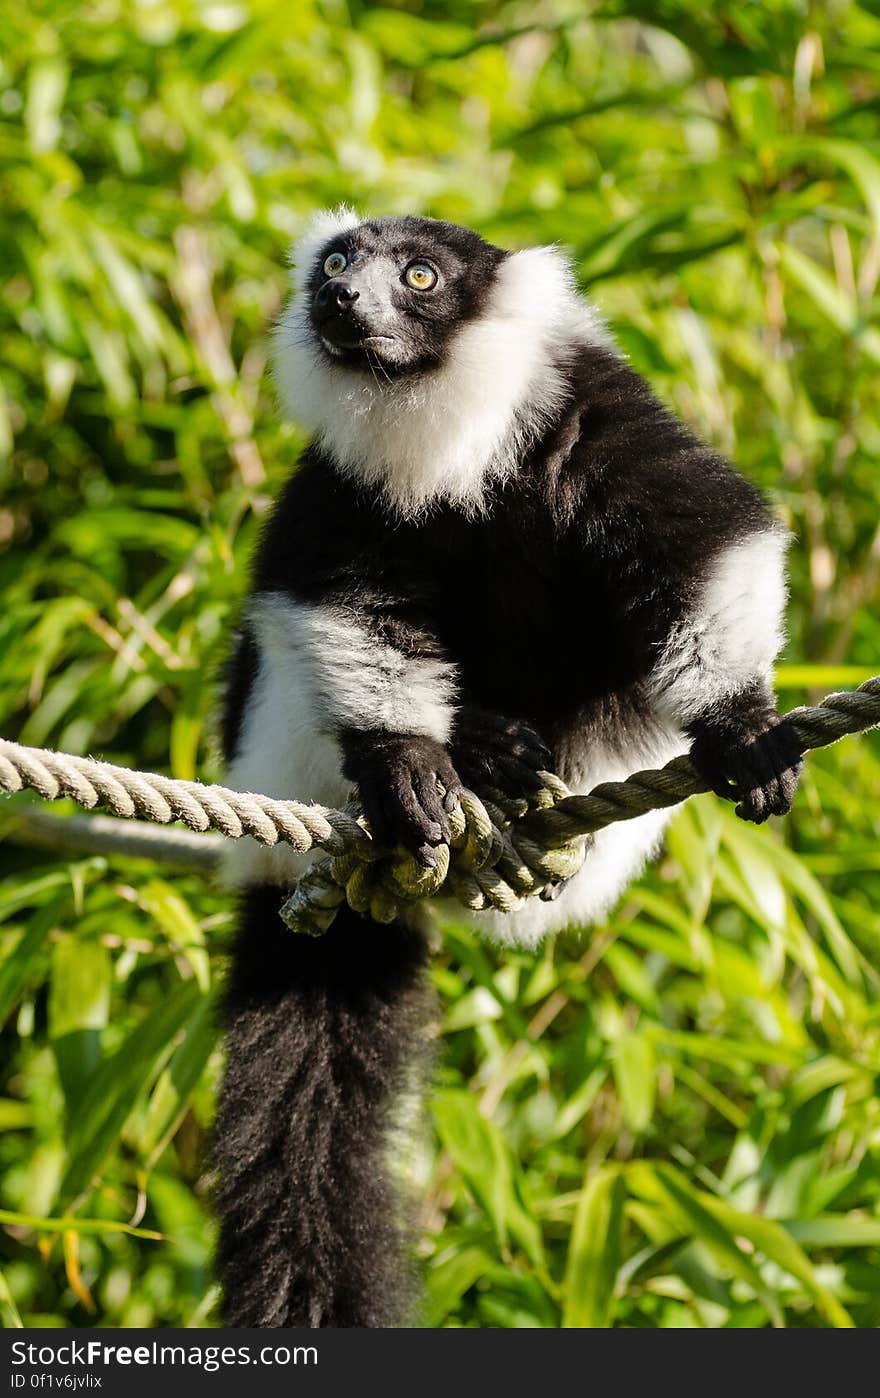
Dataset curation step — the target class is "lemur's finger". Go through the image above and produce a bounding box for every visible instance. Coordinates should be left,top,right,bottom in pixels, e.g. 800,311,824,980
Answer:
736,785,770,824
758,763,800,818
733,723,803,822
451,748,493,787
775,765,801,812
358,787,392,845
434,759,463,812
441,780,463,814
394,786,444,847
453,711,550,766
769,719,804,771
507,732,552,765
367,778,443,856
494,754,546,793
412,769,452,843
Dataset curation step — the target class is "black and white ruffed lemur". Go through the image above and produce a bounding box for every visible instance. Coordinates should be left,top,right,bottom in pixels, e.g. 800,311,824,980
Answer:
215,209,803,1328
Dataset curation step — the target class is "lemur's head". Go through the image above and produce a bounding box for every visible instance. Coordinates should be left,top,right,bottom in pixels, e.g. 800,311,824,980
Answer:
303,213,507,375
274,208,612,516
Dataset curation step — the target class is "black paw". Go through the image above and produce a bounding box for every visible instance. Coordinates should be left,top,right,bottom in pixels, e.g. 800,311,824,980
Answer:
689,711,804,825
450,707,552,798
341,731,463,867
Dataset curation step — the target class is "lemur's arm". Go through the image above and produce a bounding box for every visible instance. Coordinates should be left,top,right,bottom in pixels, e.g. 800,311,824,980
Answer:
646,527,803,823
560,354,804,825
252,584,463,867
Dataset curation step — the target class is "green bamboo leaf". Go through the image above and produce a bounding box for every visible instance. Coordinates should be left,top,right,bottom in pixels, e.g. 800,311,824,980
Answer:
631,1164,854,1328
25,57,69,155
775,665,880,688
0,1100,33,1131
562,1166,626,1328
779,244,880,361
612,1033,656,1133
0,1266,23,1328
647,1026,801,1069
433,1090,545,1270
48,935,111,1105
786,138,880,234
139,993,217,1169
603,942,661,1016
0,871,72,924
59,981,203,1207
784,1215,880,1248
425,1245,494,1326
706,1197,853,1327
550,1068,608,1141
626,1163,784,1325
137,880,210,991
0,1209,162,1241
0,897,68,1027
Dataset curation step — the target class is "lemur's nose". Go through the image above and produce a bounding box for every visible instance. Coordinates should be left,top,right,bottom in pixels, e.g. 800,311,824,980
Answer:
315,280,360,313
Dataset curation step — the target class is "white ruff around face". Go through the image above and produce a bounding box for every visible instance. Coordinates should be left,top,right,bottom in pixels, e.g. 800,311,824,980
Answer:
272,208,613,518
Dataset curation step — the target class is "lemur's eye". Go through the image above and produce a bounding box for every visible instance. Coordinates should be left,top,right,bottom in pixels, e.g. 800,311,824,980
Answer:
404,262,438,291
323,251,347,277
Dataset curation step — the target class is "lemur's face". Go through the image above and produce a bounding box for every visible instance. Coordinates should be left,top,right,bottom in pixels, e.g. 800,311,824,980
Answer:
306,216,507,375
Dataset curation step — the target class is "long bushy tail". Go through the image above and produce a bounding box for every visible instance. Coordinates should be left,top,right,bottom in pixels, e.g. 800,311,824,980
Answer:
214,886,431,1328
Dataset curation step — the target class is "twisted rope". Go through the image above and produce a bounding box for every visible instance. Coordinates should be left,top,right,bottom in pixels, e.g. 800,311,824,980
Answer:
0,676,878,935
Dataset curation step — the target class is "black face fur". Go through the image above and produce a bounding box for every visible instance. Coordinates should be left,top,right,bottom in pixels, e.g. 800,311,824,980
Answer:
306,215,507,375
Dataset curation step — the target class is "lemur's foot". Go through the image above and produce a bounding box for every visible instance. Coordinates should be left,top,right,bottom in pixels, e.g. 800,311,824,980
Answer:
451,707,551,797
341,732,463,867
688,710,803,824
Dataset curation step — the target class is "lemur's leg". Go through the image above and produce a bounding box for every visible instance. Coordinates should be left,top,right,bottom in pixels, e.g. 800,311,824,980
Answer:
244,592,465,867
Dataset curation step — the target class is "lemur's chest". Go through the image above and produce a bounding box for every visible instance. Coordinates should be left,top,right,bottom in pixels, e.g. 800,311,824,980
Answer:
397,505,658,723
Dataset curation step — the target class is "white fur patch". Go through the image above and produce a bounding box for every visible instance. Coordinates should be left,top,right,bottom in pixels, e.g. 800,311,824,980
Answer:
649,530,789,722
219,648,350,891
219,592,457,888
250,593,457,739
273,211,614,518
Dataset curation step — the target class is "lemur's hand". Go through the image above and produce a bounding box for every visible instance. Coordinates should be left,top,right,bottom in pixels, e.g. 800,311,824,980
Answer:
450,707,552,797
688,708,803,824
341,732,463,867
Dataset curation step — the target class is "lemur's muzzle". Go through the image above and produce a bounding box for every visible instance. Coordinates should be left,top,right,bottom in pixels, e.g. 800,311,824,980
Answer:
314,279,360,315
312,266,397,352
311,278,366,349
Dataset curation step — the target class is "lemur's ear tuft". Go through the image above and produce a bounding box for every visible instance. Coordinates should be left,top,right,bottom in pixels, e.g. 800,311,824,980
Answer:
492,242,614,350
287,207,362,292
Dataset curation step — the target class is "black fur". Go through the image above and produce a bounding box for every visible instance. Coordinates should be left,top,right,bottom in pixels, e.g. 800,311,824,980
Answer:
220,628,260,761
340,729,463,868
450,708,552,798
686,683,804,823
253,345,781,761
215,889,431,1328
216,216,802,1329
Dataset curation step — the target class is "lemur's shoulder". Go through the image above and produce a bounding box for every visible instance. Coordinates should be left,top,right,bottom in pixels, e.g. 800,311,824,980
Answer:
532,343,778,560
252,447,391,595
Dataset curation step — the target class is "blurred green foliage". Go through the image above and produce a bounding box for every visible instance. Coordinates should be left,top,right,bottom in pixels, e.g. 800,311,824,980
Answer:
1,0,880,1329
